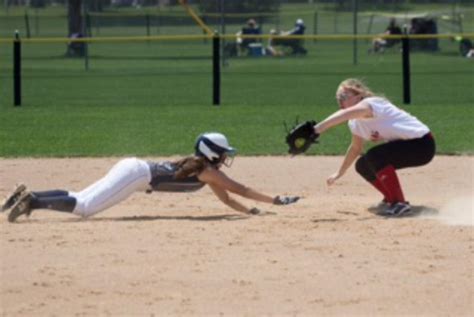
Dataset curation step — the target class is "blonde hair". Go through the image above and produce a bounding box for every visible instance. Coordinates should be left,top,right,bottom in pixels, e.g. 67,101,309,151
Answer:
336,78,376,100
173,156,208,179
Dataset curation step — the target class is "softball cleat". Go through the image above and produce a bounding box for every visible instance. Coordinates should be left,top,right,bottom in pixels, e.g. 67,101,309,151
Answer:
383,202,412,217
8,191,34,223
1,183,27,212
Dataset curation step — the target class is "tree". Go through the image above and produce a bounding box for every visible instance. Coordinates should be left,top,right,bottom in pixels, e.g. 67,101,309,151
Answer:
66,0,85,57
197,0,280,14
68,0,83,36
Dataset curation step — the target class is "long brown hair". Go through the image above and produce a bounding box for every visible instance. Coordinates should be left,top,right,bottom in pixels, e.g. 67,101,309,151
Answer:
173,156,209,179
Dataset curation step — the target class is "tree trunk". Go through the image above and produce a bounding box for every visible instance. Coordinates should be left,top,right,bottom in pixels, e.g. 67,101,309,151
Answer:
66,0,85,57
68,0,83,36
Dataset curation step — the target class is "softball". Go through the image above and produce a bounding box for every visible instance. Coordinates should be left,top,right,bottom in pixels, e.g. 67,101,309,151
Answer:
295,138,306,148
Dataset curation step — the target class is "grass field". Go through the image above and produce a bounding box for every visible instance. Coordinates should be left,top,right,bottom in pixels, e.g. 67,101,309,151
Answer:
0,3,473,157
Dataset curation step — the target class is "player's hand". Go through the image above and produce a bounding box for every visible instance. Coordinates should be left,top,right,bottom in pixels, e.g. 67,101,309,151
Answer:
249,207,263,215
327,172,342,186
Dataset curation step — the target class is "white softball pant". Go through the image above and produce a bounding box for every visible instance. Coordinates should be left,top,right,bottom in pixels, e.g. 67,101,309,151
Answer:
69,158,152,217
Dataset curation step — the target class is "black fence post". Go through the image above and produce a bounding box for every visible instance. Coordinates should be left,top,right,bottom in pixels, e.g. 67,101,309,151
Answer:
146,14,151,37
402,28,411,105
313,11,318,43
84,8,90,71
13,30,22,107
24,12,31,38
366,14,374,43
258,15,264,34
34,8,39,36
352,0,358,66
212,33,220,106
85,13,92,37
276,12,280,31
84,38,89,71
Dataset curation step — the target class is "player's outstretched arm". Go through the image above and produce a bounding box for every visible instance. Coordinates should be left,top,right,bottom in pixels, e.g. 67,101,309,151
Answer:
208,183,253,214
327,134,364,186
315,102,372,134
199,168,299,214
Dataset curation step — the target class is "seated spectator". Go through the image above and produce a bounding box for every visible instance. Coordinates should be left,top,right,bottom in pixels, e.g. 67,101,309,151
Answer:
274,18,307,55
370,18,402,54
66,32,86,57
283,18,306,36
467,49,474,58
454,36,473,58
236,19,261,56
266,29,284,57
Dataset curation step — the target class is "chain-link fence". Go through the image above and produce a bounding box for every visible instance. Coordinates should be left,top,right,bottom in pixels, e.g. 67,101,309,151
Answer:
1,1,472,37
1,2,473,108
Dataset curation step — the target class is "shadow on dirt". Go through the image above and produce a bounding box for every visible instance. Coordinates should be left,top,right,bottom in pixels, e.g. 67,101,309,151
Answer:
367,204,438,218
88,213,249,222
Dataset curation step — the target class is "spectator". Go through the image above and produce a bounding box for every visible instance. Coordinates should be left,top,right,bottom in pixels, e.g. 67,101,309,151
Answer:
236,18,262,56
266,29,284,57
283,18,306,36
370,18,402,54
278,18,307,55
454,36,473,58
66,33,86,58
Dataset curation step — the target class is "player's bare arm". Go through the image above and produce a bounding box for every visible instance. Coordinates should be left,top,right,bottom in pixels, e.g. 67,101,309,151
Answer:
315,102,373,134
327,134,364,186
198,167,274,204
207,182,251,214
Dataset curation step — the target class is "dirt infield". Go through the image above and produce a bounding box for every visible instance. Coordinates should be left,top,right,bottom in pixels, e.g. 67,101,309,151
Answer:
1,156,473,316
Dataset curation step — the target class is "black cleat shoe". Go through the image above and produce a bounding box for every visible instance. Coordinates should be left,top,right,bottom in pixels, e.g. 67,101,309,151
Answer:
382,202,412,217
8,191,34,223
1,184,27,212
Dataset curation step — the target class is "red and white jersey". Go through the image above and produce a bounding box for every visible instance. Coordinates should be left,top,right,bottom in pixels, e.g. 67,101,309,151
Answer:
348,97,430,142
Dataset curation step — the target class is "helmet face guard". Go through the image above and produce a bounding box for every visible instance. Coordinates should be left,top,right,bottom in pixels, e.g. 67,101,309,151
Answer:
221,151,235,167
195,133,236,167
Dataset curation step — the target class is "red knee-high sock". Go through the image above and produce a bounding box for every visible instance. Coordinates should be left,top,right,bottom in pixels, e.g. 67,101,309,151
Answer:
375,165,406,204
370,178,391,202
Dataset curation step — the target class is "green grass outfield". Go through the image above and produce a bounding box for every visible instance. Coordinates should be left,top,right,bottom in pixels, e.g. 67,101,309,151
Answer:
1,40,473,157
0,29,473,157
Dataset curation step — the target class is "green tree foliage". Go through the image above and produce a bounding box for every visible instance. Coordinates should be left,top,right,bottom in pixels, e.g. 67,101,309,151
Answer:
197,0,280,14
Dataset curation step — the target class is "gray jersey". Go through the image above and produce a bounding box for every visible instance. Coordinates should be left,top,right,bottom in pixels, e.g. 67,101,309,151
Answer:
147,161,205,192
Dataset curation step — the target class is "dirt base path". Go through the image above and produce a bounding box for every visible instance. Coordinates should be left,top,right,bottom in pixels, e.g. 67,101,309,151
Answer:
1,156,473,316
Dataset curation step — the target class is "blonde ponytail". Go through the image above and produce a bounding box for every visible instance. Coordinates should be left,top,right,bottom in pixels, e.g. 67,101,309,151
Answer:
337,78,376,99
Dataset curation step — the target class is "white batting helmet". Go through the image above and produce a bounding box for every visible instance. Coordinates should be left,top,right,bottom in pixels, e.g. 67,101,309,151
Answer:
195,132,236,166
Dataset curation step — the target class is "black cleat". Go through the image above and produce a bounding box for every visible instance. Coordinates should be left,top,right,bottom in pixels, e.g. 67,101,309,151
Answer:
382,202,412,217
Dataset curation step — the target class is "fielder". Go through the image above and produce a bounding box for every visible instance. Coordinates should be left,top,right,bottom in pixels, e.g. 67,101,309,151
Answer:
2,133,299,223
286,78,435,216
